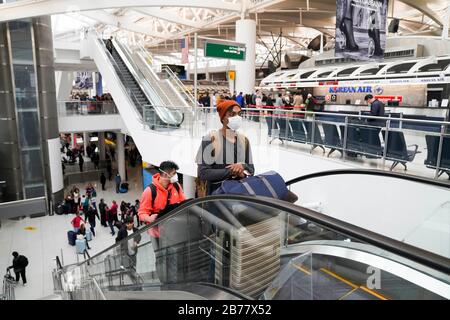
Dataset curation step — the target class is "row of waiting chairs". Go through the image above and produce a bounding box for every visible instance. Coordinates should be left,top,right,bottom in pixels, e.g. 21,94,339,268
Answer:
262,116,449,175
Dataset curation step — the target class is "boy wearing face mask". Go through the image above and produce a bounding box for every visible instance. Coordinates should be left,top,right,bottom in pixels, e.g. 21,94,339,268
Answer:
196,100,255,196
138,161,186,249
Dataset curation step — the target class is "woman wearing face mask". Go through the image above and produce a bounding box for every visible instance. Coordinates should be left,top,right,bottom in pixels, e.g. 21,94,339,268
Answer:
196,100,255,196
138,161,186,249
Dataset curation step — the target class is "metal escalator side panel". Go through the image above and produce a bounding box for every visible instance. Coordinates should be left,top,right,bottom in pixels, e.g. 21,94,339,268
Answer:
113,40,184,127
281,242,450,299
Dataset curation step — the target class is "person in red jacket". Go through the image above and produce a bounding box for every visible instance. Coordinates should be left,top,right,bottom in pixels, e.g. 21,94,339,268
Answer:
71,211,84,233
107,200,119,236
138,161,186,250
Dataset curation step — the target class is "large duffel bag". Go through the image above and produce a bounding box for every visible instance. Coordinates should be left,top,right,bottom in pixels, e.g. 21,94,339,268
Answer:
212,171,289,200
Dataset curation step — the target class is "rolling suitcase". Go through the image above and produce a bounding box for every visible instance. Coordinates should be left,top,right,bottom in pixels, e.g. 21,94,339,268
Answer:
85,228,92,241
215,215,281,298
76,239,86,254
55,204,64,215
67,231,77,246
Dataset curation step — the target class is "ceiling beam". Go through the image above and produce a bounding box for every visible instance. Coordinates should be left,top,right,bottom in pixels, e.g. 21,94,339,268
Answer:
134,7,199,28
0,0,241,22
80,11,170,38
398,0,443,27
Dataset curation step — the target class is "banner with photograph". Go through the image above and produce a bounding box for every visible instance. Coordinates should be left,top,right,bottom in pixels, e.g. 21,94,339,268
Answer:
74,72,93,89
335,0,388,61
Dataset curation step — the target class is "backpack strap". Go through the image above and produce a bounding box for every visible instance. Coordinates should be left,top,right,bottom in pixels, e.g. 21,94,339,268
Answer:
209,130,221,161
149,184,157,209
150,182,180,210
236,132,250,164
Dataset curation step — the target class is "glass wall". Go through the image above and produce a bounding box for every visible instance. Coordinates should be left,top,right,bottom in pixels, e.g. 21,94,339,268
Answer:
8,20,45,198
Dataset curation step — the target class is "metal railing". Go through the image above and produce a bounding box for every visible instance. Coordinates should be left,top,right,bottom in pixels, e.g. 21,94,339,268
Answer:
91,32,150,121
132,43,175,106
57,101,118,117
161,65,201,108
243,106,450,179
1,271,16,300
113,39,167,108
140,105,450,181
52,193,450,300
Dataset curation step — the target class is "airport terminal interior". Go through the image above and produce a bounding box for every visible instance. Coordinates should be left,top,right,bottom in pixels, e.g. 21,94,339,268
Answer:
0,0,449,300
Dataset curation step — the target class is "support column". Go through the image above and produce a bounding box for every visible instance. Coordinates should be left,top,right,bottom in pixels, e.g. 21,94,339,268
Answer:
182,174,196,198
116,132,126,181
235,19,256,96
56,71,74,101
98,132,106,161
83,132,89,157
443,4,450,40
205,61,210,80
71,133,76,149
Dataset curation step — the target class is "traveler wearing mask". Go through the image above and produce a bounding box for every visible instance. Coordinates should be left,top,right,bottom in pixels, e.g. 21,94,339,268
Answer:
138,161,186,250
196,100,255,196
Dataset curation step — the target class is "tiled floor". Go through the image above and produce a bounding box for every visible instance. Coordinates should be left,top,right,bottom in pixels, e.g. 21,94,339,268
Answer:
0,164,144,300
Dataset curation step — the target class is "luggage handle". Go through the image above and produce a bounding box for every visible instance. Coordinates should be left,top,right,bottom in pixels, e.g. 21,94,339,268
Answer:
240,176,279,199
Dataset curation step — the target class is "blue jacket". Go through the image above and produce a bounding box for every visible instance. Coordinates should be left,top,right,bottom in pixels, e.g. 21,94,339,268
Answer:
236,95,244,107
115,175,121,185
370,99,385,117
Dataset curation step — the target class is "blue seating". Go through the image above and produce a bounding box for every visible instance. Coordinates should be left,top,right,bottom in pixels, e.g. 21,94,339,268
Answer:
322,123,343,157
424,135,450,178
289,119,308,144
276,117,290,140
303,121,325,153
340,125,362,157
381,130,419,170
359,127,383,158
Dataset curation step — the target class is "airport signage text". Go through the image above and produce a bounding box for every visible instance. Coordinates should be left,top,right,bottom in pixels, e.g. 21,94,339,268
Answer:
204,41,246,61
329,86,372,93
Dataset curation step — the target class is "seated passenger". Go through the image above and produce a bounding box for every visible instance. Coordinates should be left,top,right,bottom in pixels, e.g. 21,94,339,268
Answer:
77,223,91,250
195,100,255,196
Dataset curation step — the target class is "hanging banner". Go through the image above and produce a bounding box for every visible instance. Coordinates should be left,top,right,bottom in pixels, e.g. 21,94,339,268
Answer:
335,0,389,61
74,71,93,89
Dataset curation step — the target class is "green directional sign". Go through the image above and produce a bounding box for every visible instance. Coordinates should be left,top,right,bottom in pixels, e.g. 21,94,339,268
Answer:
204,41,246,61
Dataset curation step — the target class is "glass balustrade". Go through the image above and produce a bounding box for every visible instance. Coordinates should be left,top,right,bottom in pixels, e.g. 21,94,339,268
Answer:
53,195,450,300
57,101,118,117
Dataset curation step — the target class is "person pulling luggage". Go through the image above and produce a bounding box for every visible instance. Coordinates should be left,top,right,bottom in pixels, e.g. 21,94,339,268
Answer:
7,252,29,286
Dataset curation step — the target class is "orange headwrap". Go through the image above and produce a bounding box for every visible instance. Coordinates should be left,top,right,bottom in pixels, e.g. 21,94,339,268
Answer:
217,100,240,121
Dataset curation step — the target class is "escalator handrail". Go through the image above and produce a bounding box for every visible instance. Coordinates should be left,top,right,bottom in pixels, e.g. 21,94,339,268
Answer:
132,44,175,106
91,34,149,120
113,39,183,126
285,169,450,188
161,65,201,108
75,194,450,276
111,39,164,107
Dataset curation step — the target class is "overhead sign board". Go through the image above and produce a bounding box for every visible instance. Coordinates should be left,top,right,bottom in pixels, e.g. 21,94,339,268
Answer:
204,41,246,61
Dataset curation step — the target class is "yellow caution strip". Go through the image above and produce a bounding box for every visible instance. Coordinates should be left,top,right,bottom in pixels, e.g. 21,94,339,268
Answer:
360,286,389,300
320,268,358,289
320,268,389,300
292,263,311,275
338,287,359,300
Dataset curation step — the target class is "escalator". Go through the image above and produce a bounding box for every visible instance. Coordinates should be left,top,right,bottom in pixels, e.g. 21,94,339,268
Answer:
89,33,184,129
53,194,450,300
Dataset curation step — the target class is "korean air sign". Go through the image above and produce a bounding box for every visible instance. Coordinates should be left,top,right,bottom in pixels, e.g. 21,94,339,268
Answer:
329,86,372,93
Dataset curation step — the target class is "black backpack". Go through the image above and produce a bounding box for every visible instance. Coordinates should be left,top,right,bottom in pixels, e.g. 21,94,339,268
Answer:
149,182,180,209
20,256,29,268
